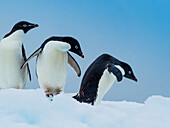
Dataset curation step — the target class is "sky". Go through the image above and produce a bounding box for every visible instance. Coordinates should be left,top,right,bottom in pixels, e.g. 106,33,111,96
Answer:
0,0,169,103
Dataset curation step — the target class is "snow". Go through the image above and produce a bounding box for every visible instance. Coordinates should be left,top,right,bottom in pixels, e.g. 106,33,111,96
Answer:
0,89,169,128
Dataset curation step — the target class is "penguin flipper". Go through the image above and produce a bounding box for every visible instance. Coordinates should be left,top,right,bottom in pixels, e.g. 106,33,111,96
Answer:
68,52,81,77
108,64,123,82
21,47,42,69
22,45,31,81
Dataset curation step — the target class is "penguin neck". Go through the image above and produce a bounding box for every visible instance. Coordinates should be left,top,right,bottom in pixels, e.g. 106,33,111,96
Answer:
3,30,24,42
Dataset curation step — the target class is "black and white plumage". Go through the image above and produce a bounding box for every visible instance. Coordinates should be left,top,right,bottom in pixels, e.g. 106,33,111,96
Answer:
73,54,137,105
0,21,38,89
21,36,84,96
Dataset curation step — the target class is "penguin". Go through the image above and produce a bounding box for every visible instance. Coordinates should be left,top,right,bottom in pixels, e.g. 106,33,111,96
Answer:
73,54,137,105
0,21,38,89
21,36,84,96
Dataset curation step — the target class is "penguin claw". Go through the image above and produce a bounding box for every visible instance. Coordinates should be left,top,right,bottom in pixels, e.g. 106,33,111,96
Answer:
45,92,54,101
45,92,53,97
45,90,61,101
56,91,61,95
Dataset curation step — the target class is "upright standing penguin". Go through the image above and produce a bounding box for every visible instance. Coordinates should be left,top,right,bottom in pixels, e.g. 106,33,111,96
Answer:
21,36,84,96
0,21,38,89
73,54,137,105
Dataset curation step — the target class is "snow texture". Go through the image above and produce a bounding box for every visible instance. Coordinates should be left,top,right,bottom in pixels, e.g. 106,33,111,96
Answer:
0,89,169,128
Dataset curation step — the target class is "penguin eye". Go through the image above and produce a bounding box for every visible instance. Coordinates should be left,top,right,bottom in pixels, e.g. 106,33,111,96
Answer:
23,24,27,27
75,45,78,49
128,71,132,74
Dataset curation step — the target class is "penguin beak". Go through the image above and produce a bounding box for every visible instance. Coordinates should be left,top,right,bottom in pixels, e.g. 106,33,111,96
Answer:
81,53,84,58
78,51,84,58
133,77,138,82
33,24,39,28
28,24,39,28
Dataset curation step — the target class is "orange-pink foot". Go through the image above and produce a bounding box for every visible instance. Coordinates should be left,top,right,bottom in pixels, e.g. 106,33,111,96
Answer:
56,91,61,95
45,92,53,97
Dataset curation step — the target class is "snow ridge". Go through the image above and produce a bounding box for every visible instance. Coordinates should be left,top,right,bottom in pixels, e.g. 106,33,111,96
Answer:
0,89,169,128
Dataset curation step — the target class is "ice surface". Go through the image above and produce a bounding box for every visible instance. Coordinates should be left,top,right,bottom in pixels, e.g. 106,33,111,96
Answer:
0,89,169,128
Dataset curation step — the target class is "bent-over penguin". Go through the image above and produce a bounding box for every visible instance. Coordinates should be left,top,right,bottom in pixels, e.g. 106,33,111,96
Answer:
0,21,38,89
21,36,84,96
73,54,137,105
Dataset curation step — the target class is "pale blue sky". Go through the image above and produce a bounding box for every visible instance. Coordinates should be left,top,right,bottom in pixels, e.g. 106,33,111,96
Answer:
0,0,169,102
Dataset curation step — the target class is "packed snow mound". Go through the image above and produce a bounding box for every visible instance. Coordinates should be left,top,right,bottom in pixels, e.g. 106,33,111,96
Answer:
0,89,169,128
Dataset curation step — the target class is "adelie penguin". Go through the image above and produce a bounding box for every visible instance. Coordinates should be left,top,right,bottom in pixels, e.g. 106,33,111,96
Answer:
73,54,137,105
0,21,38,89
21,36,84,97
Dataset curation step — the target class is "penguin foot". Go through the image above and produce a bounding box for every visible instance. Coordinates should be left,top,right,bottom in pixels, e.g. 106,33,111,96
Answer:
55,88,62,95
45,92,54,101
56,91,61,95
45,92,53,97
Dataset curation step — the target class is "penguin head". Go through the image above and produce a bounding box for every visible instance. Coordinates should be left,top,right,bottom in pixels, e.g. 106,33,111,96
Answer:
41,36,84,58
12,21,39,34
121,62,137,82
4,21,38,38
61,37,84,58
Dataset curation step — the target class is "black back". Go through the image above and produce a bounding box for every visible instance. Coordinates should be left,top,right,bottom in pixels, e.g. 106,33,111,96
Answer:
4,21,38,38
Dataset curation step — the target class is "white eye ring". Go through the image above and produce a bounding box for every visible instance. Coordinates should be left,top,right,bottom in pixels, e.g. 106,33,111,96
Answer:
75,45,78,49
128,71,132,74
23,24,27,27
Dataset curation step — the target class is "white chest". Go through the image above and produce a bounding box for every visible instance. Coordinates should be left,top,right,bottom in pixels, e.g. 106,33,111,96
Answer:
94,65,125,105
0,30,27,89
94,69,116,105
36,41,71,92
0,30,24,67
37,50,68,75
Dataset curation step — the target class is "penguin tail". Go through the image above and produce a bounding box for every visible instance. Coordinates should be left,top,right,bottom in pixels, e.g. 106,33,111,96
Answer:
72,94,77,100
72,93,82,103
73,91,96,105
